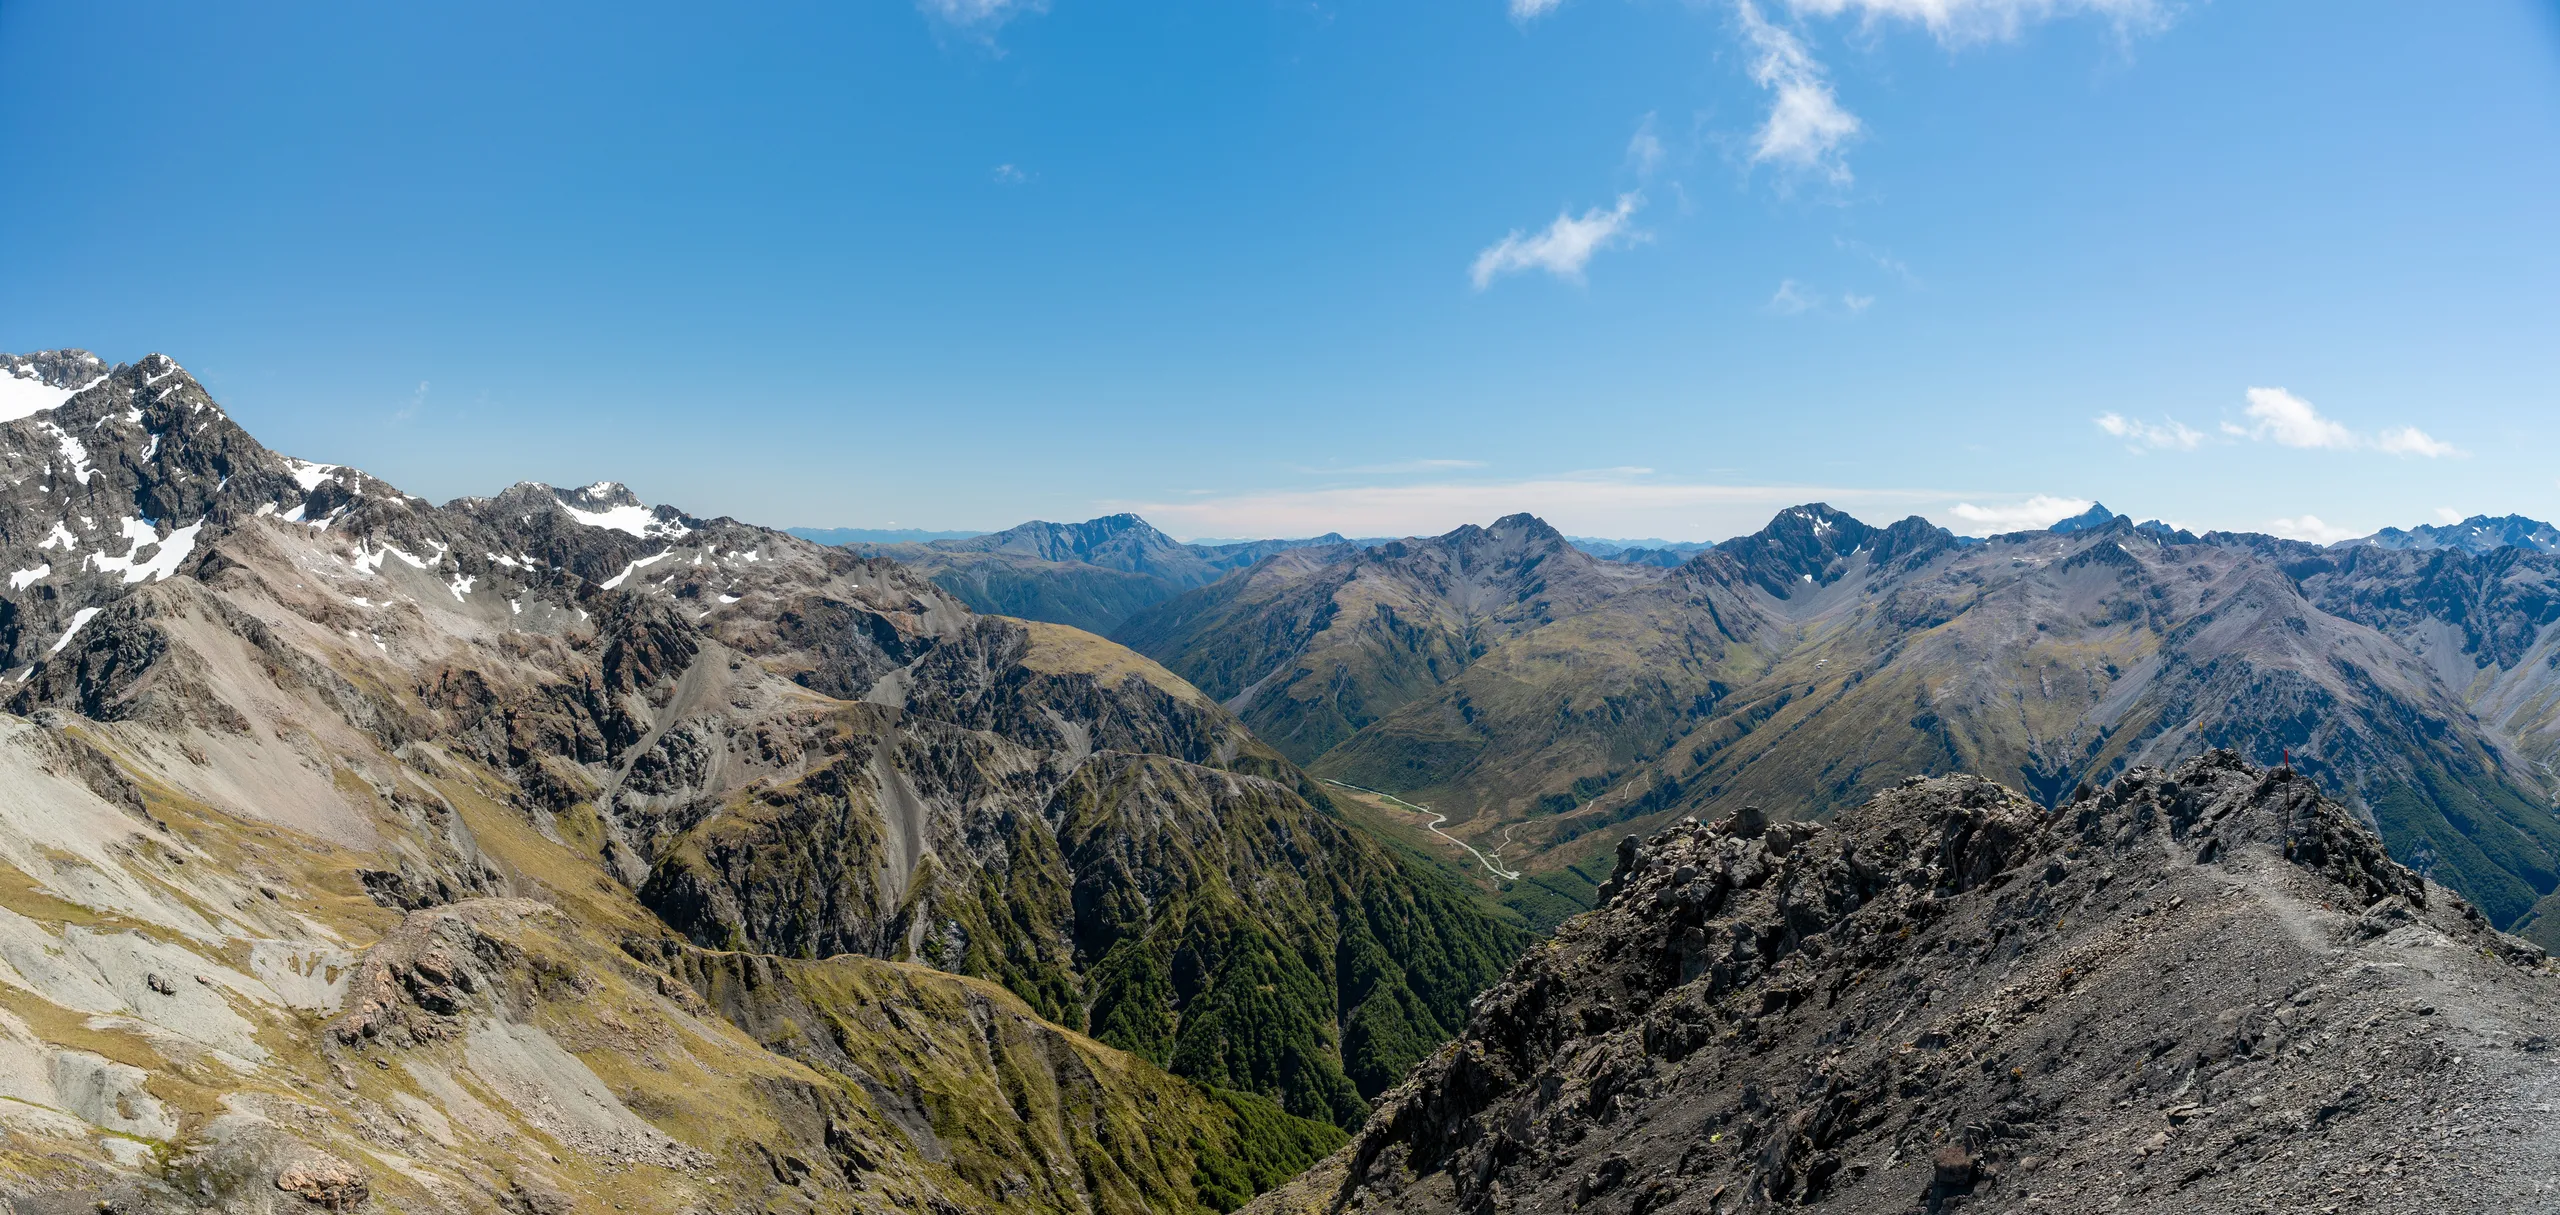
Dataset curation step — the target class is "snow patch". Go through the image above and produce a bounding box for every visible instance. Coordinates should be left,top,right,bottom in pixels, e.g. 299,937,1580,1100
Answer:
47,426,95,486
447,573,475,602
350,541,429,576
598,550,675,590
84,518,202,584
37,523,75,551
0,370,103,423
285,458,339,492
560,499,691,540
49,607,101,655
7,564,48,590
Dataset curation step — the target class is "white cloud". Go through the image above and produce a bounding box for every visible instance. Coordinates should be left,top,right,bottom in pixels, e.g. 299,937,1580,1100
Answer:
2228,387,2460,457
1945,494,2094,536
2237,387,2357,449
1768,279,1818,315
1842,292,1874,313
2094,412,2202,452
1110,471,1951,542
1512,0,1567,20
2374,426,2458,458
1783,0,2169,45
1737,2,1861,182
920,0,1045,31
1471,193,1646,289
2433,506,2464,524
2266,514,2364,544
991,163,1029,185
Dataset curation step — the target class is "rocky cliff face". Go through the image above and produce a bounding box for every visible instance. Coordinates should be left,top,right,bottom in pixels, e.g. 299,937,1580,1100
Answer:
0,350,1522,1211
1252,753,2560,1214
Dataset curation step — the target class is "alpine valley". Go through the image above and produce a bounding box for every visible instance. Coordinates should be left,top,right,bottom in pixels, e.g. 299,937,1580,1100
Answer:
4,350,2559,1215
0,353,1524,1213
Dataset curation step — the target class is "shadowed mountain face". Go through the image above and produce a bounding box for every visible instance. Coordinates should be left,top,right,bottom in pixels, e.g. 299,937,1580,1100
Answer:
832,513,1351,634
1123,503,2560,942
0,351,1526,1211
1247,754,2560,1215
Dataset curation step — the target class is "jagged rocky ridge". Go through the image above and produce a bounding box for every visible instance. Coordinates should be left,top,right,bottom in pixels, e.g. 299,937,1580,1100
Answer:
0,351,1524,1212
1250,752,2560,1214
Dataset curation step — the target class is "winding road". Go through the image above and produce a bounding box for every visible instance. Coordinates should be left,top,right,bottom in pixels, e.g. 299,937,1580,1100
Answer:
1323,778,1521,881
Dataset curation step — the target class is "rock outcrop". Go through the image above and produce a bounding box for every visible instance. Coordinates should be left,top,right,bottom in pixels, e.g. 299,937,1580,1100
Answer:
1254,752,2560,1214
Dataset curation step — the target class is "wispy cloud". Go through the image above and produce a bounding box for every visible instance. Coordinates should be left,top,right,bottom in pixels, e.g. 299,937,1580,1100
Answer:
1511,0,1567,20
1946,494,2093,536
2094,412,2202,452
1783,0,2171,46
1296,458,1489,475
1718,0,2170,192
2433,506,2465,524
2374,426,2458,458
991,163,1030,185
920,0,1046,34
390,380,428,425
1626,115,1666,180
2266,514,2363,544
2224,387,2459,457
1766,278,1870,316
1836,237,1920,286
1472,193,1646,289
1737,1,1860,183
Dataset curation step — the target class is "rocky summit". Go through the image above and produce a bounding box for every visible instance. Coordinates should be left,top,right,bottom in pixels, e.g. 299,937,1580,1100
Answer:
1251,752,2560,1214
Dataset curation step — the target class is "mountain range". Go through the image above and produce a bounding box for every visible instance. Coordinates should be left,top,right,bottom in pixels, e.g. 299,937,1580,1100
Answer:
6,347,2559,1212
1101,505,2560,948
0,351,1525,1211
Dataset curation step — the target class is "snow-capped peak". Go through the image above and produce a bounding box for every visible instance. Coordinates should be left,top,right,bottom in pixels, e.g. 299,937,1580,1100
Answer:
549,481,691,540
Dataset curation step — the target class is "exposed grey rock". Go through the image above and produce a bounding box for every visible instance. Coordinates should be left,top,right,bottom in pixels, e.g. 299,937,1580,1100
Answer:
1264,752,2560,1214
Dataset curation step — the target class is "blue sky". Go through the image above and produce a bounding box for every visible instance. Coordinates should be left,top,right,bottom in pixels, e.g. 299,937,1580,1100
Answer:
3,1,2555,542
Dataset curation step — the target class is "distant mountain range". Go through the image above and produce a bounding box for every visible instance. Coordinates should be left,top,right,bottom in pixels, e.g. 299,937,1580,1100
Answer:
798,505,2560,617
2356,513,2560,555
826,515,1354,634
797,504,2560,939
1099,502,2560,945
786,525,989,544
